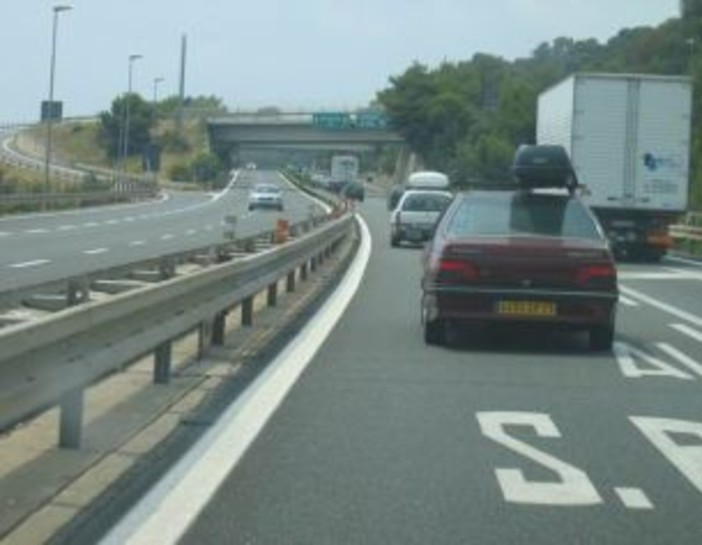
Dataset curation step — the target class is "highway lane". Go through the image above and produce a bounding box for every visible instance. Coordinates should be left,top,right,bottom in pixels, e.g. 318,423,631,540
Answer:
0,170,324,293
159,196,702,544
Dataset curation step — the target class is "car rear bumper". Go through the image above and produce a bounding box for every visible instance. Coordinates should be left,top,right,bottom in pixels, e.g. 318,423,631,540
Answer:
249,200,282,208
423,286,617,326
394,223,434,242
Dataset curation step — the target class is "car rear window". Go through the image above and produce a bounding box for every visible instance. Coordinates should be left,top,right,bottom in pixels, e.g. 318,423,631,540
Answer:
401,193,452,212
446,192,602,240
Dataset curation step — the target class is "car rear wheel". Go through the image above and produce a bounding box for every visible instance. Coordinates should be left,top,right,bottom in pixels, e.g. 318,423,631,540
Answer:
589,324,614,352
248,205,254,211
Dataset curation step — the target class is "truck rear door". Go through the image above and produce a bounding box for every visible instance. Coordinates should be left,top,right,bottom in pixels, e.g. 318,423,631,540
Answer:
634,79,691,212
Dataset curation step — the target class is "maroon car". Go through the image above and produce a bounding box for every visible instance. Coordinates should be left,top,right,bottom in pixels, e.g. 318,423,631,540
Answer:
421,188,618,350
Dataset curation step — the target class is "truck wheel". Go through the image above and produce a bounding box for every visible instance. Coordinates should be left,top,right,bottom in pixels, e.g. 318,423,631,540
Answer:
643,249,663,263
589,325,614,352
391,235,401,248
424,318,446,346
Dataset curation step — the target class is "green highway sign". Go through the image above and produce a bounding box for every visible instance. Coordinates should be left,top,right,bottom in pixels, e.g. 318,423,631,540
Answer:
312,111,389,130
312,112,354,129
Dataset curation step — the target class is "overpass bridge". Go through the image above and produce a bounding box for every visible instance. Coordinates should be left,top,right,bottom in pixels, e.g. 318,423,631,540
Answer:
206,112,406,161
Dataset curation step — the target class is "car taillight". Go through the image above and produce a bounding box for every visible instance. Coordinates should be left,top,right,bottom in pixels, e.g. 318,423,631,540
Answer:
575,264,617,287
435,258,480,283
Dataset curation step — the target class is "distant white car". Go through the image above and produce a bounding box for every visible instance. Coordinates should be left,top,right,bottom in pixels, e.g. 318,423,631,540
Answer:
248,183,283,211
390,190,453,246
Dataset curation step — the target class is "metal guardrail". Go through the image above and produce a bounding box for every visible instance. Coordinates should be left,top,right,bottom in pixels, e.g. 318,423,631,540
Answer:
0,211,331,310
670,212,702,247
0,213,355,448
0,123,157,199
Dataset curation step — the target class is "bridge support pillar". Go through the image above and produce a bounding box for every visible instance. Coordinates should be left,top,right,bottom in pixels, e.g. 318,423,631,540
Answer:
300,262,308,282
59,387,84,449
286,271,296,293
242,296,254,326
212,312,227,346
267,283,278,307
154,341,172,384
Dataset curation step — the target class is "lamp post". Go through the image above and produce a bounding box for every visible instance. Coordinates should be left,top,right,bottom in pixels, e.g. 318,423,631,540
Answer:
152,76,164,104
121,53,143,178
43,4,72,207
687,38,696,75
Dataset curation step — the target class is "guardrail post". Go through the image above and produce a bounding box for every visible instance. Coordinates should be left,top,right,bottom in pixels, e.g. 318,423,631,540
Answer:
59,388,84,449
159,257,177,280
212,311,227,346
267,282,278,307
286,271,296,293
154,342,172,384
242,296,254,326
67,277,90,306
310,256,318,273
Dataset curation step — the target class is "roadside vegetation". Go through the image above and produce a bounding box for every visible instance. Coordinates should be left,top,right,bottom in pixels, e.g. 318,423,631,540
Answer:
29,95,228,190
379,1,702,209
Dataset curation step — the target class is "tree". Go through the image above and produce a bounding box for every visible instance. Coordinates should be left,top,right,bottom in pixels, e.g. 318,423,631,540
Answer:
99,94,156,159
682,0,702,19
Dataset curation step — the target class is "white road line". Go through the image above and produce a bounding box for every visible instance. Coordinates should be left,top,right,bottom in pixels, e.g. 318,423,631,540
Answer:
9,259,51,269
667,255,702,268
105,219,119,225
619,272,699,280
620,285,702,328
204,225,214,231
124,217,135,222
25,228,48,234
185,229,197,236
84,248,108,255
670,323,702,344
656,343,702,377
82,222,99,228
129,240,147,247
618,296,639,307
0,231,10,237
57,225,77,231
614,488,654,510
161,234,174,240
99,214,371,545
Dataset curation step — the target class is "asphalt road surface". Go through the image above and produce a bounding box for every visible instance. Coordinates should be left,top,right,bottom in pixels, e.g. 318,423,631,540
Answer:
0,170,323,293
163,196,702,545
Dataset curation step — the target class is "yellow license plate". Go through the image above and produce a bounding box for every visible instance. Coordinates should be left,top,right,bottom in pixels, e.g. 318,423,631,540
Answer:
497,301,557,317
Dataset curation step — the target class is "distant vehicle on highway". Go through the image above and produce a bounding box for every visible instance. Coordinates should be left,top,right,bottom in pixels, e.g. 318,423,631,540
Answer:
390,190,453,246
421,145,618,351
341,180,365,202
329,155,359,193
388,170,450,211
387,184,405,210
245,162,257,170
248,183,283,211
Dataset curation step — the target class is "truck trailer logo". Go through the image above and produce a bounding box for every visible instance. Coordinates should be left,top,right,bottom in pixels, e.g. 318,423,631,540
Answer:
643,152,682,172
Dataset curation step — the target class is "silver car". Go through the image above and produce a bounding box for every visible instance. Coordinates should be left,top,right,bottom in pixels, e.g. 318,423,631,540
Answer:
390,190,453,246
248,184,283,211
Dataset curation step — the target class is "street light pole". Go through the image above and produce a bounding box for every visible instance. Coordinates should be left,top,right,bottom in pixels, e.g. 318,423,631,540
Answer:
43,4,72,207
121,53,143,180
152,76,164,104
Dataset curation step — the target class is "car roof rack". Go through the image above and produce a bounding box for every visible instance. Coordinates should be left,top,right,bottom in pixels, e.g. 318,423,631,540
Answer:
512,145,580,195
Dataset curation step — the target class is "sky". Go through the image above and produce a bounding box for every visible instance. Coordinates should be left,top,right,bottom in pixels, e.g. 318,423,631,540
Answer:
0,0,680,121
